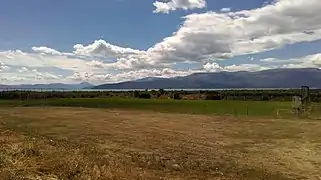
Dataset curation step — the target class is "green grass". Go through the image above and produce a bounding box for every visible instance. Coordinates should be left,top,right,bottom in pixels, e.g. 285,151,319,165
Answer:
0,98,293,117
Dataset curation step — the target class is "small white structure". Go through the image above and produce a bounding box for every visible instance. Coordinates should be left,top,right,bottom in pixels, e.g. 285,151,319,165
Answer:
292,96,302,109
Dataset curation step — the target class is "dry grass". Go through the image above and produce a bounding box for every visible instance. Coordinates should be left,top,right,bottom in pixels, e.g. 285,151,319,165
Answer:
0,107,321,180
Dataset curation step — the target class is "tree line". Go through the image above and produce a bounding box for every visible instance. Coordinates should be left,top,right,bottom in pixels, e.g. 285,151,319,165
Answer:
0,89,321,102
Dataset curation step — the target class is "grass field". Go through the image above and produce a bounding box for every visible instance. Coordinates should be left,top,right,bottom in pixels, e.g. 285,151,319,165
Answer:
0,99,321,179
0,98,320,118
0,98,298,117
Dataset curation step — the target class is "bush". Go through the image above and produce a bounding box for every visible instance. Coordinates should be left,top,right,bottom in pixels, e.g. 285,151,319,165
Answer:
262,95,270,101
158,89,165,95
138,93,151,99
133,91,140,98
312,97,321,102
205,94,222,100
172,93,181,100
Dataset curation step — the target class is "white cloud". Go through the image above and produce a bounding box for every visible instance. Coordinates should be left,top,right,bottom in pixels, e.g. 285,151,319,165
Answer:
86,60,106,68
0,61,9,71
67,72,92,82
148,0,321,63
0,48,187,84
17,67,28,73
32,46,63,56
0,67,64,84
203,53,321,73
0,50,93,72
73,39,143,59
1,47,320,85
220,7,231,12
74,0,321,69
30,69,63,81
203,62,269,72
68,68,200,84
203,62,223,72
261,53,321,69
224,64,270,72
153,0,206,13
73,40,173,70
202,52,321,72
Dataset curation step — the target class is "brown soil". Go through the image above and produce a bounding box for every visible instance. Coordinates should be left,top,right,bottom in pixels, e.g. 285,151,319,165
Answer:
0,107,320,180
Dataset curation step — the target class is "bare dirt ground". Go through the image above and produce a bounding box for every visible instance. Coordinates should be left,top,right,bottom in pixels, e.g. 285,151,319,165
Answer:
0,107,321,180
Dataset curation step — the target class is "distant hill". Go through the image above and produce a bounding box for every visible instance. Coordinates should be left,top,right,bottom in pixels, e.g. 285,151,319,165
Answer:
133,77,166,83
92,68,321,89
0,82,94,90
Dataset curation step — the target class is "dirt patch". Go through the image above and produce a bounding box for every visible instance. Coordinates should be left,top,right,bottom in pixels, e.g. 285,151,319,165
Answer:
1,107,321,179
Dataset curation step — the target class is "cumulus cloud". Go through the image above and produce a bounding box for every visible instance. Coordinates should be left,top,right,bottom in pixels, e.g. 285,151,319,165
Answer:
32,46,63,56
0,50,93,72
73,40,172,70
220,7,231,12
30,69,63,81
204,53,321,72
1,47,320,85
86,60,107,69
1,67,64,84
68,72,92,82
261,53,321,69
203,62,269,72
153,0,207,13
68,68,200,84
0,48,189,84
73,40,143,59
148,0,321,63
17,67,28,73
74,0,321,69
0,61,9,71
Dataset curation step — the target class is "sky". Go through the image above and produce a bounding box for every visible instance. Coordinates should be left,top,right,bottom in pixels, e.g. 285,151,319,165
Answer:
0,0,321,85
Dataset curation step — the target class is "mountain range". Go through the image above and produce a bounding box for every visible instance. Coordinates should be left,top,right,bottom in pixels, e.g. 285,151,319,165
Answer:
0,82,93,90
92,68,321,89
1,68,320,90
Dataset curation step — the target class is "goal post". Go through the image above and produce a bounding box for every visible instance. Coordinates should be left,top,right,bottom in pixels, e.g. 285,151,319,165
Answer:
300,86,311,117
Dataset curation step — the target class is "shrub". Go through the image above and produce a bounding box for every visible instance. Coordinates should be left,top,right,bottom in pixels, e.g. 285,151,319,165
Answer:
158,89,165,95
172,93,181,100
205,94,222,100
133,91,140,98
138,93,151,99
262,95,270,101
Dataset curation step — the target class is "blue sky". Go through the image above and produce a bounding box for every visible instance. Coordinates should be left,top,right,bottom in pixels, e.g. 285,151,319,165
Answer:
0,0,266,51
0,0,321,84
